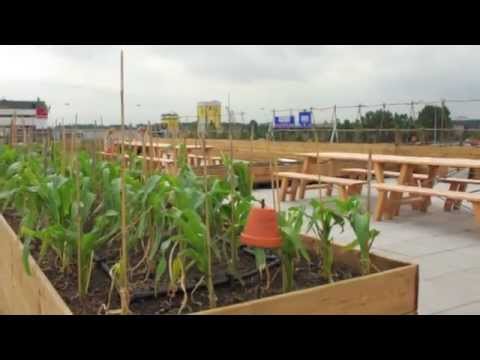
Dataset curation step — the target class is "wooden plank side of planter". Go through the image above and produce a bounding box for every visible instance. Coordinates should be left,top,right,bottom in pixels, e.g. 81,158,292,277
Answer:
0,215,72,315
197,236,418,315
198,265,417,315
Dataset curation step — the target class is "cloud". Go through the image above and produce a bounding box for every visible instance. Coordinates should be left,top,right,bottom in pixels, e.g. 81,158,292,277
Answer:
1,45,480,125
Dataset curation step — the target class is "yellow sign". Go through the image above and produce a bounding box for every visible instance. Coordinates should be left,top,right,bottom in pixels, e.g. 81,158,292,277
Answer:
161,113,179,132
197,101,221,129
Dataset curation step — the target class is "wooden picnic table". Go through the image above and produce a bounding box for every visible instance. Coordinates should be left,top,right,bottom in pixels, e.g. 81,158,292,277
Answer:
114,140,215,164
296,152,480,219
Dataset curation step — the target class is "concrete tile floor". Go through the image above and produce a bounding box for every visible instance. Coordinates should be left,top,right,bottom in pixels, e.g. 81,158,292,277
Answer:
253,178,480,315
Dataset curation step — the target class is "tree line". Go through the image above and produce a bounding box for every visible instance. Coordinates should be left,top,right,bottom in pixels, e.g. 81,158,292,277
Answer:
177,104,454,141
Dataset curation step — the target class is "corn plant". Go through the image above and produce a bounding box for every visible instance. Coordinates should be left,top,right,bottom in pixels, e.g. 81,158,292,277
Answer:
278,206,309,292
221,155,255,275
306,199,345,282
0,142,264,310
336,197,380,275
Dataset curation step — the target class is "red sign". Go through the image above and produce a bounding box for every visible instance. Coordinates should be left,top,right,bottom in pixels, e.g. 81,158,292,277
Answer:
36,106,48,119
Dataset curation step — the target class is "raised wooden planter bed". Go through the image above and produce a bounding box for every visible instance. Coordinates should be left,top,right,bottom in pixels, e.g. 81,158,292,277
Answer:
0,215,72,315
200,236,418,315
0,215,418,315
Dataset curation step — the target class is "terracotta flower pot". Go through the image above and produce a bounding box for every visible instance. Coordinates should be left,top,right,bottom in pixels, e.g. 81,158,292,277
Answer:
241,207,282,249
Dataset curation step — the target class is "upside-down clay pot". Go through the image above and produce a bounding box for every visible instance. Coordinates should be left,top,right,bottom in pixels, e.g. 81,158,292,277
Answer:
241,207,282,249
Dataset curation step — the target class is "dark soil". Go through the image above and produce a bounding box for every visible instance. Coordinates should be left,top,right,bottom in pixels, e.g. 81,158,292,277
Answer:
3,212,361,315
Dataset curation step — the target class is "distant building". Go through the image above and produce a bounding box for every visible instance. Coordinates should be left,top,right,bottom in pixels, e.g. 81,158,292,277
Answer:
161,113,179,133
0,98,49,128
197,101,222,130
452,116,480,130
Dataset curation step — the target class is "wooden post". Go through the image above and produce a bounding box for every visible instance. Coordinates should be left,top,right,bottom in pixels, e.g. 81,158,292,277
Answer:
272,134,281,212
92,120,98,193
61,118,66,175
173,122,178,175
202,131,216,308
21,117,26,145
10,112,17,146
250,121,254,159
266,135,277,211
367,150,372,213
148,121,154,174
313,108,322,200
394,129,401,146
141,126,147,177
228,99,233,164
119,50,130,315
73,112,84,300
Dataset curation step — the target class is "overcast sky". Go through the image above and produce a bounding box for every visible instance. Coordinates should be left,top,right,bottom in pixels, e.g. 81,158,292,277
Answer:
1,45,480,125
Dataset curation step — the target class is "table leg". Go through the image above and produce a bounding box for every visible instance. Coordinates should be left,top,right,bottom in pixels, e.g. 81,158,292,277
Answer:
419,165,439,212
473,202,480,224
290,180,300,201
453,183,467,210
206,148,213,166
373,162,387,221
298,157,312,200
444,182,459,211
279,177,289,202
374,190,387,221
373,162,385,183
386,163,413,219
325,159,335,197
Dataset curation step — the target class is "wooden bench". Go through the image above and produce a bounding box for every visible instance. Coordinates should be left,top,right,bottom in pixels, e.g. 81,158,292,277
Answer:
98,152,130,161
341,168,428,185
138,156,174,170
275,172,365,202
373,183,480,223
438,177,480,211
277,158,300,165
187,154,222,166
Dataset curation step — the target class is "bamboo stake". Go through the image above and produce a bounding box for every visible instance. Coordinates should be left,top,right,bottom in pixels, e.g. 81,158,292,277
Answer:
141,126,147,177
70,119,74,154
22,116,26,145
61,118,66,176
250,121,254,159
10,112,17,146
227,100,238,274
119,50,130,315
312,108,323,200
173,121,178,176
202,132,216,308
228,96,233,162
73,113,84,301
148,121,154,174
43,130,48,176
271,110,280,212
266,135,277,211
92,120,98,194
367,150,372,213
272,133,281,212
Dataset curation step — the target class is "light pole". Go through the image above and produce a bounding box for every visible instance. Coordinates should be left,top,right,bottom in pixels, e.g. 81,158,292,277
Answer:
136,104,141,128
64,103,71,127
259,108,271,124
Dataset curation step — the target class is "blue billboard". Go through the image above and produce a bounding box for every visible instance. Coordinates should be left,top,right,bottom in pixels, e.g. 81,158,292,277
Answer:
273,112,312,129
273,115,295,129
298,111,312,128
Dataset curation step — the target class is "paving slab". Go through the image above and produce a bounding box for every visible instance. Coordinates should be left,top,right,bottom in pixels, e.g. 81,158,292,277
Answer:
434,300,480,315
